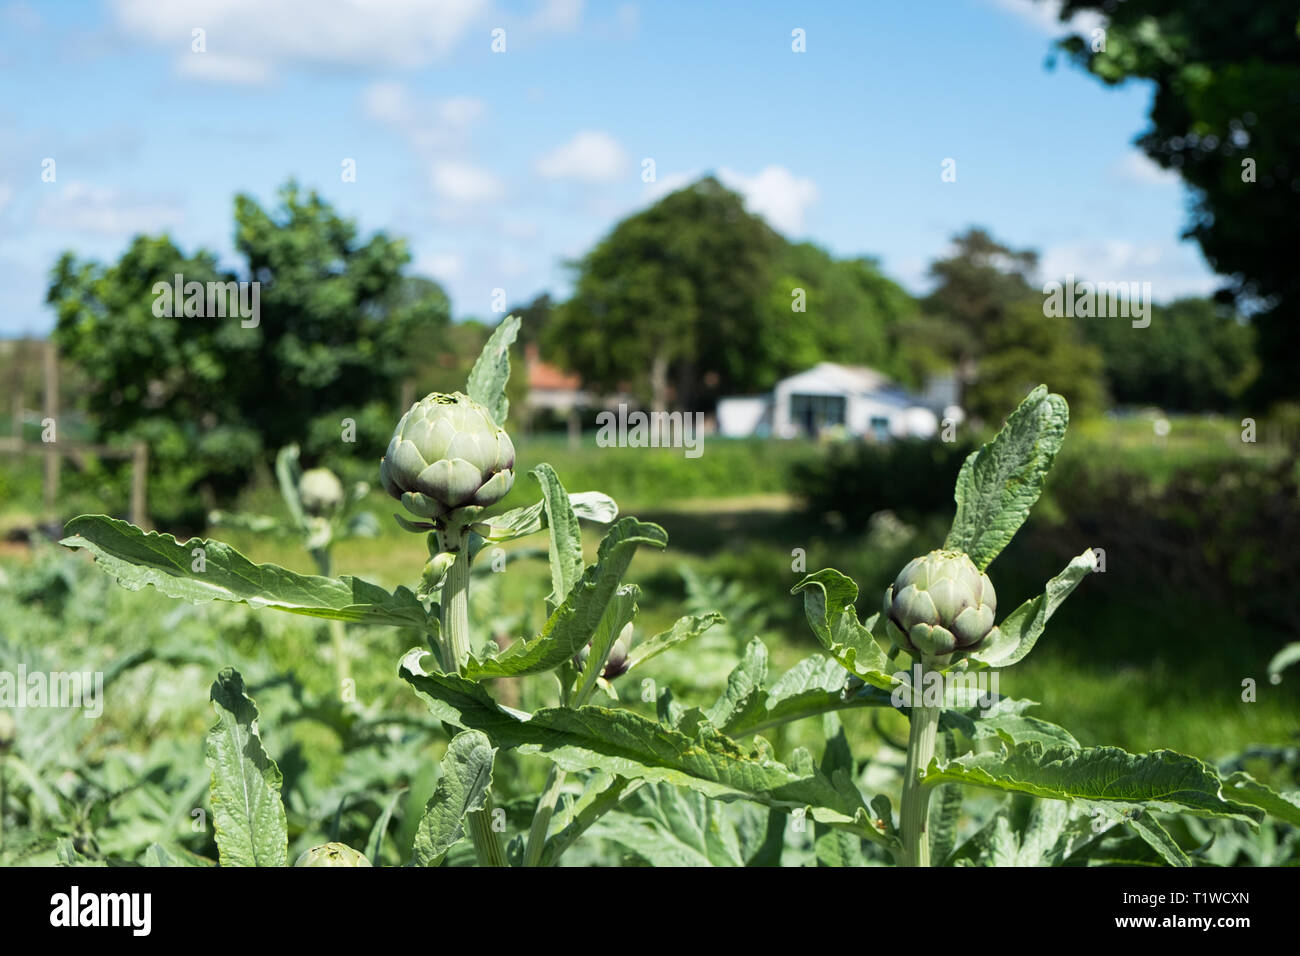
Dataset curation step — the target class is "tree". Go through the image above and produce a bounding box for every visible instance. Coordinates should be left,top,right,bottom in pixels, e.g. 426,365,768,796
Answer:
547,176,783,410
1080,297,1256,410
1057,0,1300,401
48,181,450,525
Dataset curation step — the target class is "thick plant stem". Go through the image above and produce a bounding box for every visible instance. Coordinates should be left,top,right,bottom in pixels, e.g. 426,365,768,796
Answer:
523,764,566,867
437,521,507,866
900,698,940,867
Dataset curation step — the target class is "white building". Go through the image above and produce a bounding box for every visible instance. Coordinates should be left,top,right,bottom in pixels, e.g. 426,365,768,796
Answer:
716,363,961,440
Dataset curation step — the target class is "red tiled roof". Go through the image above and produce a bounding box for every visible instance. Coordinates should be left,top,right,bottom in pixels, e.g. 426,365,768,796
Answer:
526,344,583,391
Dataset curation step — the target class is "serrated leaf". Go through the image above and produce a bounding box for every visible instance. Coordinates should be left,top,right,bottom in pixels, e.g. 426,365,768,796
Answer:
945,385,1069,570
532,464,583,614
720,654,896,738
925,742,1262,823
591,783,772,867
1221,772,1300,826
624,612,724,671
476,490,618,543
466,313,520,426
61,515,427,628
274,444,306,531
707,638,769,729
462,518,665,679
1090,804,1191,866
970,550,1097,668
412,730,496,866
940,708,1081,750
205,668,288,867
791,569,899,690
399,648,895,849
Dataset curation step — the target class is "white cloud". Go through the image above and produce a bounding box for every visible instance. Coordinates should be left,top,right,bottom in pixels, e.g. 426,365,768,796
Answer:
363,82,486,153
986,0,1105,36
431,161,504,203
35,182,183,235
531,0,583,32
536,130,629,183
416,251,463,282
1112,150,1180,187
1039,238,1220,301
175,51,271,85
112,0,487,82
719,165,819,235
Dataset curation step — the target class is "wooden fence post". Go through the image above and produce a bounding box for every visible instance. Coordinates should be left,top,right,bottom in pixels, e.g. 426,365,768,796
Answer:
43,340,59,522
130,440,150,529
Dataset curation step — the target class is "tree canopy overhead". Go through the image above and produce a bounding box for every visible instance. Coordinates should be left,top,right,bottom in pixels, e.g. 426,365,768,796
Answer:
1057,0,1300,402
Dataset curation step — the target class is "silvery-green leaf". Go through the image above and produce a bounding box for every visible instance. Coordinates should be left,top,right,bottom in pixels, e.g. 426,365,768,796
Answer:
412,730,496,866
399,648,894,849
61,515,428,628
1088,803,1191,866
532,463,583,614
205,668,287,867
466,313,520,426
1220,771,1300,826
275,444,306,531
791,569,898,690
461,518,665,679
945,385,1069,570
925,741,1262,823
969,549,1097,668
623,612,724,672
476,490,618,542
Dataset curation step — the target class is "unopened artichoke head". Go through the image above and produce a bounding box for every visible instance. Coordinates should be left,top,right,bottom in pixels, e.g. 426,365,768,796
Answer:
884,549,997,660
298,468,345,517
380,391,515,523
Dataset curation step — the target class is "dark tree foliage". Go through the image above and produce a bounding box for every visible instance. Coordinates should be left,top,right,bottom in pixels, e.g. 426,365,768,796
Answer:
1056,0,1300,402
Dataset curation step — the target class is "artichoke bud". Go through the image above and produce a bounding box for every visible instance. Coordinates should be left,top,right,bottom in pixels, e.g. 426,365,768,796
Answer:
298,468,345,517
883,549,997,660
380,392,515,527
294,843,372,867
602,624,634,680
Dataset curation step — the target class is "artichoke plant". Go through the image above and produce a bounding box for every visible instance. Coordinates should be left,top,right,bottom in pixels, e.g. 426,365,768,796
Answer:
380,391,515,525
883,549,997,659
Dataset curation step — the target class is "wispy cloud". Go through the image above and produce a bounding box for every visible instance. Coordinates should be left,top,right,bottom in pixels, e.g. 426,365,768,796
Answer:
536,130,630,184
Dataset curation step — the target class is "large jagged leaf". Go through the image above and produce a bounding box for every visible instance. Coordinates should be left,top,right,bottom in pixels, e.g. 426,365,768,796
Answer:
707,638,769,730
939,699,1081,750
970,550,1097,668
205,668,288,867
590,783,776,867
721,654,896,738
61,515,427,628
475,491,618,545
791,569,899,690
462,518,666,679
925,742,1262,822
624,612,724,672
466,313,519,426
412,730,496,866
944,385,1069,570
1089,803,1191,867
1220,771,1300,826
399,648,894,848
532,464,583,614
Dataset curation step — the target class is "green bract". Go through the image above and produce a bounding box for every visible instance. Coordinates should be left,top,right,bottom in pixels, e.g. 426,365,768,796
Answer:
294,843,372,867
884,549,997,658
298,468,345,516
380,391,516,523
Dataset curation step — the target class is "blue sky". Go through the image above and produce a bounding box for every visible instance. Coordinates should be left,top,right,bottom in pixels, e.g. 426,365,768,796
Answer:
0,0,1218,336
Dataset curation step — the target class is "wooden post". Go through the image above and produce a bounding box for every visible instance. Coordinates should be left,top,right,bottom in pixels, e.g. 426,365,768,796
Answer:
130,440,149,529
43,339,59,522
